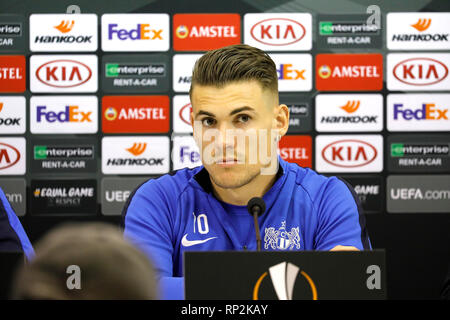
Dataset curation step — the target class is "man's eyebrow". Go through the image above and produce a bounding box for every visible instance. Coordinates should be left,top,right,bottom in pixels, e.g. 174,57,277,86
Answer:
195,110,215,118
229,106,255,116
195,106,255,118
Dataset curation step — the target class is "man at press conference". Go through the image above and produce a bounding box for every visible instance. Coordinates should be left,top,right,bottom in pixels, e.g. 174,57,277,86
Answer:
122,44,371,300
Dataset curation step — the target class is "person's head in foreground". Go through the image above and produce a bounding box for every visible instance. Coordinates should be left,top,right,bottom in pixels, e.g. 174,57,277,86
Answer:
11,222,158,300
189,44,290,204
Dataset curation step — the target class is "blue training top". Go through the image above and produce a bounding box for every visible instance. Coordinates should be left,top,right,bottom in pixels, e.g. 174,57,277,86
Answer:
0,187,34,261
123,157,371,299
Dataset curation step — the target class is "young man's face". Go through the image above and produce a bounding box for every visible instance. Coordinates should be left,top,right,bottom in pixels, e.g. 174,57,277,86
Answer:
190,80,289,189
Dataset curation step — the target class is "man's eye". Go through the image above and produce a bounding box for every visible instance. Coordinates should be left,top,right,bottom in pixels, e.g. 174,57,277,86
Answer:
236,114,251,123
202,118,216,127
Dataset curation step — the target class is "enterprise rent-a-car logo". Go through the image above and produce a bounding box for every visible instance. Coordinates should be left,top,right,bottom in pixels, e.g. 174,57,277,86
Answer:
388,135,450,173
102,54,170,93
32,139,97,173
317,14,381,48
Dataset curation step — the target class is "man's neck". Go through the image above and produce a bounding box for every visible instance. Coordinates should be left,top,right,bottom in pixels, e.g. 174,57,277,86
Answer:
211,171,278,206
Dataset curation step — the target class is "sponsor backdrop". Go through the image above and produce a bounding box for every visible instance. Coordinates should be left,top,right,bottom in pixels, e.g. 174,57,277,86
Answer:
0,0,449,299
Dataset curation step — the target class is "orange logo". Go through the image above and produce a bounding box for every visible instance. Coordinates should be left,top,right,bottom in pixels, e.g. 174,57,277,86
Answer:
278,135,312,168
173,14,241,51
101,96,169,134
411,19,431,32
0,103,3,112
126,143,147,156
253,262,317,300
54,20,75,33
315,54,383,92
318,65,332,79
340,100,361,113
0,55,26,93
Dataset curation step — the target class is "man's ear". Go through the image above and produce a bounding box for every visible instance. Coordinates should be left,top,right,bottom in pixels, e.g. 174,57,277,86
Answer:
274,104,290,138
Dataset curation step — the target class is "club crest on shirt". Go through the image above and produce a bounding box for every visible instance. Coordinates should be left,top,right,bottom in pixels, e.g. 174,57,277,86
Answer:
264,221,301,250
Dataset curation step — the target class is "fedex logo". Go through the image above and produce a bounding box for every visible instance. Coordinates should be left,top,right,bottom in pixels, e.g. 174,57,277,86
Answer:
270,54,312,91
179,145,200,163
393,103,448,120
387,94,450,132
108,24,162,40
30,96,98,134
101,14,169,52
173,136,201,170
36,105,92,123
277,64,305,80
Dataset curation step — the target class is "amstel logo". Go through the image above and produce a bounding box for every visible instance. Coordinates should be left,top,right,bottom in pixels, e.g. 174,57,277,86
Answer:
253,261,317,300
176,25,189,39
318,65,331,79
104,107,118,121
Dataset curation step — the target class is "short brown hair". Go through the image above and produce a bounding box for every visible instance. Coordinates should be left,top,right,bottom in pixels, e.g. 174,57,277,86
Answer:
11,222,158,300
190,44,278,95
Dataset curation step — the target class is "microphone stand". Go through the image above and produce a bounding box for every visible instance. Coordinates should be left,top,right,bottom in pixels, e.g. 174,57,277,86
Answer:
252,207,262,251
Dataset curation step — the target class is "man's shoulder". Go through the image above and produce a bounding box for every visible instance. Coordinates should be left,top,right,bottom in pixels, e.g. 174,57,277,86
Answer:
283,160,347,202
122,166,204,219
132,165,203,200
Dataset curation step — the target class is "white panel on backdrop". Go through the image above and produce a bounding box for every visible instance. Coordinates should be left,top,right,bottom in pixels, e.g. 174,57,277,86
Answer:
172,136,202,170
0,96,26,134
315,94,383,132
0,137,26,175
173,54,202,92
101,14,169,52
269,54,312,92
387,94,450,132
387,53,450,91
244,13,312,51
102,136,169,174
30,96,98,134
316,135,383,173
387,12,450,50
30,14,98,52
173,95,193,133
30,55,98,93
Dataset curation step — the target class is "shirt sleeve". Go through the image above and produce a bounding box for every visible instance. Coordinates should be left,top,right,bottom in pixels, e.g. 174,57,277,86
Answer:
313,177,371,251
122,180,184,300
0,187,35,261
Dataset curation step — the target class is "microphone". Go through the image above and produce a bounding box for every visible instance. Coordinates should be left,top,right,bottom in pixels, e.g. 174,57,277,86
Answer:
247,197,266,251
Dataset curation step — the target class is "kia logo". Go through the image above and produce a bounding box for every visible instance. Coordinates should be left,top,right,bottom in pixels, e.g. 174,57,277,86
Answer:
250,18,306,46
36,59,92,88
179,102,192,125
321,140,377,168
393,57,448,86
0,143,20,170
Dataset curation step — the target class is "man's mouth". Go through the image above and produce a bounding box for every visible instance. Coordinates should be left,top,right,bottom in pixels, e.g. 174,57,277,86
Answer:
216,158,239,167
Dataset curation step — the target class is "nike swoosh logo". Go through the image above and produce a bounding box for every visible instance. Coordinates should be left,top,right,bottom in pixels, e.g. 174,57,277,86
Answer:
181,234,217,247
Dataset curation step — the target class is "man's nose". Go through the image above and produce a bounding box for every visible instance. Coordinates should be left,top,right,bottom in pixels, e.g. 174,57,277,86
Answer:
213,123,238,157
